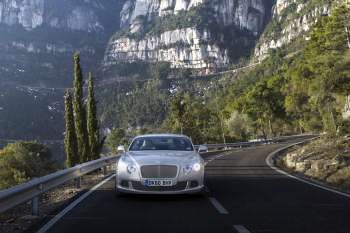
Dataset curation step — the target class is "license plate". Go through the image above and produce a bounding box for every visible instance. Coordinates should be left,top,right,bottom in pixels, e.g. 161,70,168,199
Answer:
143,179,173,187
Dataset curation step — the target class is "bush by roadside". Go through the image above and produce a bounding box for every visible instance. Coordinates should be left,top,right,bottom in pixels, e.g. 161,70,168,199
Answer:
0,142,60,190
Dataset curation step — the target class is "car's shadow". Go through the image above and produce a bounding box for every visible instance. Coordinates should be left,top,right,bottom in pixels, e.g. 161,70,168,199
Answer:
116,190,209,202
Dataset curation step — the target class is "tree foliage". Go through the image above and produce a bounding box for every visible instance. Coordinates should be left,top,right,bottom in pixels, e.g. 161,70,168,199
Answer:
106,128,128,153
65,54,104,165
64,90,78,167
163,92,227,144
87,73,102,161
223,3,350,138
101,3,350,144
0,142,57,189
73,53,90,163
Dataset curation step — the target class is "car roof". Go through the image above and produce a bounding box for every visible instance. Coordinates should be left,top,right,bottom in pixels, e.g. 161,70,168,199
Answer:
133,134,191,139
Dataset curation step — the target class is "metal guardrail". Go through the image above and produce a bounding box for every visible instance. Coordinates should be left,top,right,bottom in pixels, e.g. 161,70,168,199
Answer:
0,134,316,215
196,134,317,150
0,155,117,215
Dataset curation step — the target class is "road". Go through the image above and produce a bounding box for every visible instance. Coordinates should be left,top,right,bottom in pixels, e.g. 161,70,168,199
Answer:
32,143,350,233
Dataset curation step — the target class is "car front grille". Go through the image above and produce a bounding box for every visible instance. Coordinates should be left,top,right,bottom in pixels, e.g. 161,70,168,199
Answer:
131,181,187,192
140,165,178,178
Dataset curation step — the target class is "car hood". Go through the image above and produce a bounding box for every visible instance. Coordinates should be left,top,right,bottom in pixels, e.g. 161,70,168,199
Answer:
126,151,199,166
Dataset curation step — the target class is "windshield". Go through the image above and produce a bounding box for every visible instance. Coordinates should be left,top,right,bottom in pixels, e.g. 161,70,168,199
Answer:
129,137,194,151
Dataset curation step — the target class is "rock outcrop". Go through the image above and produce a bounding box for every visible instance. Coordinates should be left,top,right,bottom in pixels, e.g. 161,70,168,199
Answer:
105,0,272,69
282,138,350,190
0,0,114,32
254,0,331,61
343,96,350,120
120,0,267,34
0,0,122,86
104,28,229,69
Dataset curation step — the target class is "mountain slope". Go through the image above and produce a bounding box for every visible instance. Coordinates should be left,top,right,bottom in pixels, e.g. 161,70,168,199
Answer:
0,0,338,140
0,0,124,86
0,0,125,140
254,0,331,60
103,0,274,73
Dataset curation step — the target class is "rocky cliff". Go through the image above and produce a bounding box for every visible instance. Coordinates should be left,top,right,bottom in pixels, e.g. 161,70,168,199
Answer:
0,0,120,31
0,0,122,85
281,138,350,191
120,0,268,33
104,0,273,70
254,0,331,60
104,27,229,69
0,0,338,140
0,0,124,140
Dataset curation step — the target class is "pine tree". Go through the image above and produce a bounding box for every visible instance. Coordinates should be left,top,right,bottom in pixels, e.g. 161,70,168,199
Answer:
64,90,78,167
87,73,101,161
73,53,90,163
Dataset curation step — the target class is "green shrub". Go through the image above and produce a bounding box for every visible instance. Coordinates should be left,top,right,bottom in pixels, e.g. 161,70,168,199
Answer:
106,128,128,153
0,142,58,190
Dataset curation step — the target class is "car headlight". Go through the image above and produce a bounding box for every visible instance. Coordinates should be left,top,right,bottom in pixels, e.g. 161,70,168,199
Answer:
184,163,201,175
127,164,137,174
193,163,201,172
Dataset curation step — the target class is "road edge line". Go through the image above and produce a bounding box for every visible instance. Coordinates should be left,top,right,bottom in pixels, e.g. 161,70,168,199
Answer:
266,143,350,199
36,174,116,233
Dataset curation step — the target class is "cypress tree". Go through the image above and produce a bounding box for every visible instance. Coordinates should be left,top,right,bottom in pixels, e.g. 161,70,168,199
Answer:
73,53,89,163
64,90,78,167
87,73,101,160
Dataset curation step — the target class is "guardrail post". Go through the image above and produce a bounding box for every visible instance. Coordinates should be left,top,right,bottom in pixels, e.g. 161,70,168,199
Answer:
32,196,39,216
75,177,81,189
103,166,107,176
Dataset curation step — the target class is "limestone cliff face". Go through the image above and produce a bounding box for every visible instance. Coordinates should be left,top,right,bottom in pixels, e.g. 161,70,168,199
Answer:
0,0,113,32
0,0,122,85
104,27,229,69
254,0,331,60
343,96,350,120
105,0,272,69
0,0,44,30
120,0,266,34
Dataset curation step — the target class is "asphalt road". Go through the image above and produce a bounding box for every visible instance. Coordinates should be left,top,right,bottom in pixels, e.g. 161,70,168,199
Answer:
34,143,350,233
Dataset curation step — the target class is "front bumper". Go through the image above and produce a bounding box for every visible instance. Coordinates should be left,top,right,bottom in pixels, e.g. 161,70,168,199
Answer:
116,181,204,195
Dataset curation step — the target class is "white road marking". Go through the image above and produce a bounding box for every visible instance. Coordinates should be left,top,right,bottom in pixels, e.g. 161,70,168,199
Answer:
233,225,251,233
208,197,229,214
266,146,350,198
36,174,116,233
204,145,262,166
204,149,243,166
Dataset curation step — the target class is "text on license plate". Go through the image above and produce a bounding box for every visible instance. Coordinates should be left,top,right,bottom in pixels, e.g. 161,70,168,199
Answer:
143,179,173,186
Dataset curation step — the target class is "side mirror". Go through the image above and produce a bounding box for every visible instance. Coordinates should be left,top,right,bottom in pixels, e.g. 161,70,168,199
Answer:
117,145,126,153
198,145,208,153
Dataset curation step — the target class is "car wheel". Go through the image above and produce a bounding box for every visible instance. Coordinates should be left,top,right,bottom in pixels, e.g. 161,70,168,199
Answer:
115,179,127,197
114,175,123,197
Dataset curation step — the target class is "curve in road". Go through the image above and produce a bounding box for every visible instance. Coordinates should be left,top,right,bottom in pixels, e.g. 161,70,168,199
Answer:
31,142,350,233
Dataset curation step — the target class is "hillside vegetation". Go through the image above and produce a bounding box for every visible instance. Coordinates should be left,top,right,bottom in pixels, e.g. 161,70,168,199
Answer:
104,3,350,146
222,3,350,139
0,142,59,190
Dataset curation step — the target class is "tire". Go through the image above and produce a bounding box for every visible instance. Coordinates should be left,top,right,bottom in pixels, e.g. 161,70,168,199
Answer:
115,175,128,197
114,175,123,197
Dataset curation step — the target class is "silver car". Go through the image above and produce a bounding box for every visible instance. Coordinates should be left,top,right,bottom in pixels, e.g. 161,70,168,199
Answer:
115,134,206,195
